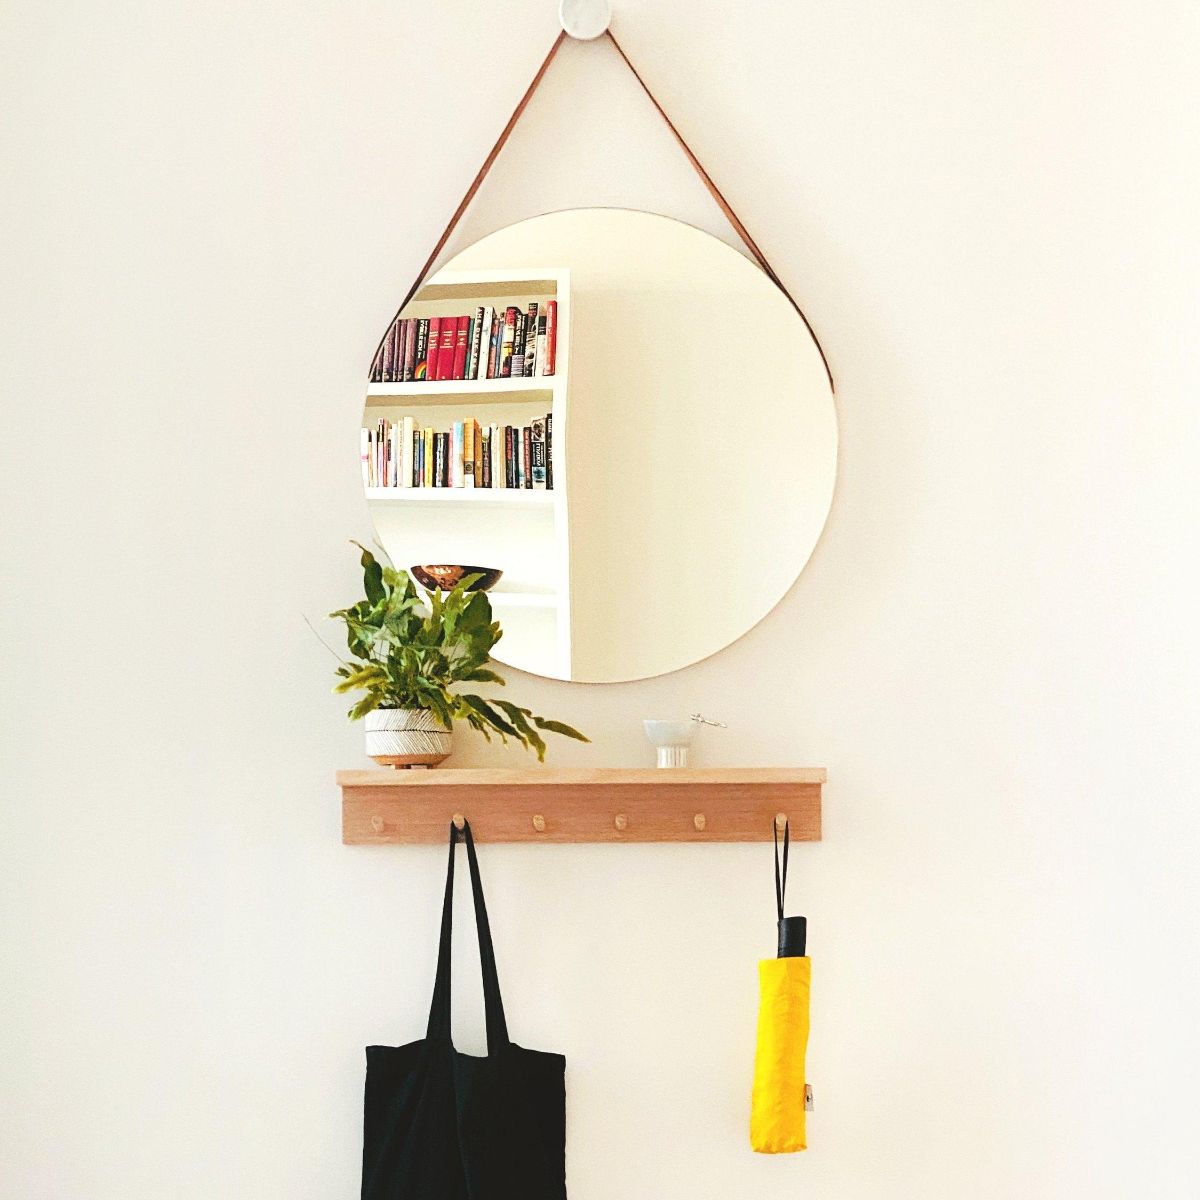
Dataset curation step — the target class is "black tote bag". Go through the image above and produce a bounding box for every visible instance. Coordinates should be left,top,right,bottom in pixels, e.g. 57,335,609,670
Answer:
361,819,566,1200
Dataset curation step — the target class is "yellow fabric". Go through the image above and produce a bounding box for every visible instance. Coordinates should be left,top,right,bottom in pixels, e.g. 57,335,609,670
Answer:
750,956,811,1153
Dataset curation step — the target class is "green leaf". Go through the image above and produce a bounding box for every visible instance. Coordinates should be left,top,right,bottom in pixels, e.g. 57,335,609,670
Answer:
333,664,389,694
494,700,546,761
348,693,383,721
530,716,590,743
359,545,384,606
459,694,520,740
461,668,506,685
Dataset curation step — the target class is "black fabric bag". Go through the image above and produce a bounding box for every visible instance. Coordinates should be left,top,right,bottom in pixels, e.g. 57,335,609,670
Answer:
361,819,566,1200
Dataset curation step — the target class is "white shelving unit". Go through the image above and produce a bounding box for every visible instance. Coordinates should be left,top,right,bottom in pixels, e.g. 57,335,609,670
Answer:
363,267,573,679
365,487,555,507
365,376,555,407
479,590,562,610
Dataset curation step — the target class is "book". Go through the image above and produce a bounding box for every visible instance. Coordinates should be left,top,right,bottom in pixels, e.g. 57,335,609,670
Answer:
401,319,417,382
392,321,405,382
451,315,470,380
400,416,415,488
360,428,371,486
466,306,485,380
523,304,539,377
462,419,474,488
376,327,389,383
545,412,553,489
522,425,533,488
436,319,456,381
505,425,516,488
487,312,501,378
480,426,492,488
530,418,547,489
499,307,518,377
544,301,557,375
379,323,395,383
450,421,463,487
426,317,442,383
535,314,549,379
414,319,430,381
511,311,527,377
423,428,434,487
474,306,493,379
434,431,447,486
472,419,483,488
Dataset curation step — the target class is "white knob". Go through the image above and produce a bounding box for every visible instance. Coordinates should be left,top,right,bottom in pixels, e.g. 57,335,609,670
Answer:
559,0,612,40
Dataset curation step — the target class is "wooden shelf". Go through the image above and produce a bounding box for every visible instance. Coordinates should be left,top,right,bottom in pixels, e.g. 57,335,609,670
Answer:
339,768,824,844
365,487,556,507
366,377,556,407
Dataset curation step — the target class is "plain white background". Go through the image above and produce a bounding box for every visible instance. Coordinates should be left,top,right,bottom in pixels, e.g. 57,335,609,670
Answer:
2,1,1197,1196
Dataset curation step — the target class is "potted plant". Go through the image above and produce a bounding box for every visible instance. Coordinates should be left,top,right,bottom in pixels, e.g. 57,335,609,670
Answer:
327,544,587,766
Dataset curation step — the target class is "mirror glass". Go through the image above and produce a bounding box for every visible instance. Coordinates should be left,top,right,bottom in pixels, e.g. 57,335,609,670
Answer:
361,209,836,683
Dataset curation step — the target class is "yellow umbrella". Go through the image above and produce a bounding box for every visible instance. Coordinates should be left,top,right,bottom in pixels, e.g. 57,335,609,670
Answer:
751,819,811,1153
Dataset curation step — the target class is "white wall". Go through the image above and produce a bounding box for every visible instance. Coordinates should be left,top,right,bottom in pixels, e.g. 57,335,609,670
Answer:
2,2,1197,1197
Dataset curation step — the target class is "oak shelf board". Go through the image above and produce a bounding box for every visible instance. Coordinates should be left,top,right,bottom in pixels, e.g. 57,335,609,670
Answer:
339,767,824,845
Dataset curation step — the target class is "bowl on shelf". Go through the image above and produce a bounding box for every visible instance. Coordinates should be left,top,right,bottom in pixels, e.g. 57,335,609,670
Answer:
409,564,503,592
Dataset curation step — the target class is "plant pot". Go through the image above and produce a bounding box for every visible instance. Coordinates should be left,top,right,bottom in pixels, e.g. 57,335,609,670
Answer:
365,708,452,768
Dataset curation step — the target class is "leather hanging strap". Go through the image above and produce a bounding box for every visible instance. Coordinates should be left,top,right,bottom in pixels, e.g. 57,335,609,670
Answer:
384,28,834,392
393,30,569,320
604,31,834,391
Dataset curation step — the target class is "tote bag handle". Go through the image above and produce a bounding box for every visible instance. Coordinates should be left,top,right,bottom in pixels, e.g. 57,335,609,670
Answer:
426,820,510,1051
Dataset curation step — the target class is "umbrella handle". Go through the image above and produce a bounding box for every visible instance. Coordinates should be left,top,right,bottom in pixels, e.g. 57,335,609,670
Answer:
775,818,807,957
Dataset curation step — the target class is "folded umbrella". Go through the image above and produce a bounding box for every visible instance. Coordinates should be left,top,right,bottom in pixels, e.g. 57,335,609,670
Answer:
750,819,811,1153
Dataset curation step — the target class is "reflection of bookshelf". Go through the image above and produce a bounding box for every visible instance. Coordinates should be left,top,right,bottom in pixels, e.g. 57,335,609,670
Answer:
365,487,555,507
364,267,572,679
366,378,554,407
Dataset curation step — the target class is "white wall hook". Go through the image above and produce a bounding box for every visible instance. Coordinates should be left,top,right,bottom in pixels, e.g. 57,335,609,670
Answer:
559,0,611,40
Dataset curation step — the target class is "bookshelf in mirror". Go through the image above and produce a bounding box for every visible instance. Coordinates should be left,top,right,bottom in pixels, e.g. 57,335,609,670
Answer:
362,268,572,679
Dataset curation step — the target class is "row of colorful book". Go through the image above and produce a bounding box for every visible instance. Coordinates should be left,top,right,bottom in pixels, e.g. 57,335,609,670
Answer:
361,415,554,490
369,301,558,384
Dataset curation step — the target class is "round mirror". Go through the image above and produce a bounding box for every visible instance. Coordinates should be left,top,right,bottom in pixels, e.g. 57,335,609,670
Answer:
361,209,836,683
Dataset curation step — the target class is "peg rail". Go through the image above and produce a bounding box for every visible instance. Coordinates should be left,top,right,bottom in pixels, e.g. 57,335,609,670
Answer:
338,768,824,844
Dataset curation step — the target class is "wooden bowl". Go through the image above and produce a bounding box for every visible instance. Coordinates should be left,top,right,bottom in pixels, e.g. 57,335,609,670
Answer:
409,564,503,592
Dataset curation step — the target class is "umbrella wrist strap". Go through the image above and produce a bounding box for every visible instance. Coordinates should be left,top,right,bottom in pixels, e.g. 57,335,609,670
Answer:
774,818,790,922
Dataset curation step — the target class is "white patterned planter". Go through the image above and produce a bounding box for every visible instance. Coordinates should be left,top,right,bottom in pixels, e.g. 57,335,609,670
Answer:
365,708,452,768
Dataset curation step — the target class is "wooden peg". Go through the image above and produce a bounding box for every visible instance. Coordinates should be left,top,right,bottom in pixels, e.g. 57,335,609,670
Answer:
532,814,546,833
370,814,384,834
775,812,788,832
614,813,628,832
452,813,466,830
693,813,707,832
